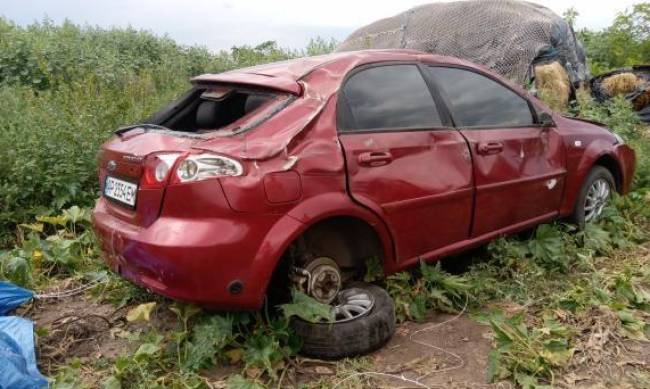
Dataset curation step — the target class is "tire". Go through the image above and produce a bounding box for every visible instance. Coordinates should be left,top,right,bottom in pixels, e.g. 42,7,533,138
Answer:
290,283,395,359
570,166,616,228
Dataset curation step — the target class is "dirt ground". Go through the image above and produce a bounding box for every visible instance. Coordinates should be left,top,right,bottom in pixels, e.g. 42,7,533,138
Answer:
369,312,494,388
22,282,649,388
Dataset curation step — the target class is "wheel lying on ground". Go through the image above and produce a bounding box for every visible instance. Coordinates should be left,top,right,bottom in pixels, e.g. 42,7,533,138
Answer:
570,166,616,228
290,283,395,360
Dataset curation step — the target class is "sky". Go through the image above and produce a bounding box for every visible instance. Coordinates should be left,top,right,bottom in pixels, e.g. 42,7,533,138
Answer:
0,0,641,51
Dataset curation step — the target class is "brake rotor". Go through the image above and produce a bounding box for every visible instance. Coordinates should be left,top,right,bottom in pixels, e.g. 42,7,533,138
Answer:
304,257,342,304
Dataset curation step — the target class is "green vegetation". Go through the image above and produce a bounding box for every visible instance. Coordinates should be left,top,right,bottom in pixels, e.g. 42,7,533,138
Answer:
1,5,649,388
574,4,650,74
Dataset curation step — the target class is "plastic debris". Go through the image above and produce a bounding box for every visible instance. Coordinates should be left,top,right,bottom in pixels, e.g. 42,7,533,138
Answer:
0,282,47,389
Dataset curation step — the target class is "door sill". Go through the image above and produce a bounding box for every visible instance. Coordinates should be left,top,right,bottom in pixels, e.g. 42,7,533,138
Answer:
394,211,558,271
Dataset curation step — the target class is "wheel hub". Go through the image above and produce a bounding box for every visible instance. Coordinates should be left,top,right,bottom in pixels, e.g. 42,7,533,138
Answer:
305,257,342,304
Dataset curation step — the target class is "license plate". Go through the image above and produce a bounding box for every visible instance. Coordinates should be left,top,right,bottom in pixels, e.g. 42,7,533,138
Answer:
104,176,138,207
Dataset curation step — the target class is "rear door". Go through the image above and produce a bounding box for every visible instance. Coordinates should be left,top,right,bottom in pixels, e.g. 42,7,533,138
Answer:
426,66,566,237
337,63,473,262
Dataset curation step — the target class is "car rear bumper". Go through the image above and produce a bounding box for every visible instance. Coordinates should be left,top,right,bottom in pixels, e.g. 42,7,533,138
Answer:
92,198,287,309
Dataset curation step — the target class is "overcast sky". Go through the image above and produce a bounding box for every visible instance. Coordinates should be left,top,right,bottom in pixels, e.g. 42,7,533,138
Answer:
0,0,641,51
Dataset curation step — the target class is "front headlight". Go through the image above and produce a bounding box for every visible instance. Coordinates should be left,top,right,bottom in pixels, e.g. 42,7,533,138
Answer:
175,153,243,182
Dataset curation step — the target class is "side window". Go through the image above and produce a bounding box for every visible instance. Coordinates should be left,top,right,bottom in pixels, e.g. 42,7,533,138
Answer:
427,67,534,127
340,64,443,131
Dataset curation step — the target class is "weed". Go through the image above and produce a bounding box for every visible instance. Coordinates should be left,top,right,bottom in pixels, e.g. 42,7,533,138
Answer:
483,311,573,386
0,205,99,286
386,261,472,322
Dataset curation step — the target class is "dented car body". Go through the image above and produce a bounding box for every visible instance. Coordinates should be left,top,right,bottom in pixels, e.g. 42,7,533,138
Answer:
92,50,635,309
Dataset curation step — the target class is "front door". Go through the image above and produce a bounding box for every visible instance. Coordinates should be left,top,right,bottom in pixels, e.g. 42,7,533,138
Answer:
337,64,474,261
427,66,566,236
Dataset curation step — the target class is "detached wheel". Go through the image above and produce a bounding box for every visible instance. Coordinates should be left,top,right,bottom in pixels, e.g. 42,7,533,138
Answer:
290,283,395,360
571,166,615,228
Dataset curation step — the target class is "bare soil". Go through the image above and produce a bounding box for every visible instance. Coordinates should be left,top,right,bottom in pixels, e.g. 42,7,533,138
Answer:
370,312,495,388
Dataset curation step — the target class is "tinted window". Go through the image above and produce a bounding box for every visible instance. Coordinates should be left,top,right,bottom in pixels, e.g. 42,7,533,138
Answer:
428,67,533,127
341,65,443,131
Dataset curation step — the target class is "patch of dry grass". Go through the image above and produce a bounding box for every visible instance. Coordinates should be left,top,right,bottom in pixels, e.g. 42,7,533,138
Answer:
602,73,642,97
535,61,571,111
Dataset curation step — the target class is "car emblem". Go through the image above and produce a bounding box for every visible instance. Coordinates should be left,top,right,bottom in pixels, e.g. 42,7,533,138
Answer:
122,155,144,162
107,160,117,172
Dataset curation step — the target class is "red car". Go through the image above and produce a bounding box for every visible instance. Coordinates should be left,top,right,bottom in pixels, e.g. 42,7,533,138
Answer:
93,50,635,358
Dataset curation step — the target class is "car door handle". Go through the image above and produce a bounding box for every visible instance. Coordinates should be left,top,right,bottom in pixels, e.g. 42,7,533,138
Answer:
477,142,504,155
358,151,393,166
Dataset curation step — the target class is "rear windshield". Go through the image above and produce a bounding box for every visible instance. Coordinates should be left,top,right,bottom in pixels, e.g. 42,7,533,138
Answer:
145,85,293,136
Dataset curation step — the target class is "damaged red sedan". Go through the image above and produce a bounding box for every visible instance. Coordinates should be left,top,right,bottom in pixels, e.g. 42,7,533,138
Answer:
93,50,635,358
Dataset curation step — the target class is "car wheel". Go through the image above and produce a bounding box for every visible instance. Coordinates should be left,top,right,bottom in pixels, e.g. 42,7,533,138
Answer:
571,166,615,228
290,283,395,359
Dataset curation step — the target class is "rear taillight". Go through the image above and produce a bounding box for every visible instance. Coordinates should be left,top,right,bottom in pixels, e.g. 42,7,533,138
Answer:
140,153,182,189
171,153,243,184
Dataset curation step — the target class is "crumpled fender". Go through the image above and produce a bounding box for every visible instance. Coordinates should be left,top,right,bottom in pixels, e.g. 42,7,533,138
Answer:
560,139,623,215
245,192,395,307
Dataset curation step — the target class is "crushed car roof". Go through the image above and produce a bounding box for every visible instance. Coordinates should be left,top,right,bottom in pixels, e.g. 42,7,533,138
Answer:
190,49,480,94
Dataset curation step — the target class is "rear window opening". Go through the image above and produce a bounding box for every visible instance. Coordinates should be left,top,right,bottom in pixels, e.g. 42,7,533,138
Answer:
144,85,292,136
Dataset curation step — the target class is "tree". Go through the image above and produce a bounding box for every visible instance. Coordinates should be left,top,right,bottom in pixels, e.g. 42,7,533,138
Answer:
563,7,579,28
579,2,650,74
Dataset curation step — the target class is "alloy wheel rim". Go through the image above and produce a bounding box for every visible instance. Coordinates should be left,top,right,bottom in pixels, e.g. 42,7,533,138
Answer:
584,178,611,222
329,288,375,323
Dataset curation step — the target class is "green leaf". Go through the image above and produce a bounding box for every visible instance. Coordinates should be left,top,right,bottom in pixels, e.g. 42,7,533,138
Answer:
2,255,31,286
487,349,505,382
364,256,383,282
169,302,202,324
126,302,156,322
18,222,44,233
243,331,284,380
36,214,69,226
410,294,428,322
226,374,265,389
134,342,161,361
528,224,564,262
514,372,551,389
101,376,121,389
182,314,234,371
280,290,333,323
62,205,90,224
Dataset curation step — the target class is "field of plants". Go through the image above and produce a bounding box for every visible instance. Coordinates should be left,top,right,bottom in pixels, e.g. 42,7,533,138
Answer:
0,5,649,389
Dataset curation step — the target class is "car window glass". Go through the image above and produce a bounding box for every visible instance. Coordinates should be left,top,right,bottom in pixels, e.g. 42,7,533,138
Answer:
341,65,443,131
427,67,534,127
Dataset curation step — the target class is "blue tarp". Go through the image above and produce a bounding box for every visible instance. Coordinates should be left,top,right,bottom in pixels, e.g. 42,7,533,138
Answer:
0,282,47,389
0,282,33,315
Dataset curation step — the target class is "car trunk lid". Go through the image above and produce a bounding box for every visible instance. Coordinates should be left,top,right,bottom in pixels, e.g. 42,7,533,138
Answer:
98,132,198,227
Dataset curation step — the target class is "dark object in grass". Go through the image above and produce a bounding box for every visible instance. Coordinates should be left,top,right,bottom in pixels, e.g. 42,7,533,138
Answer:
591,66,650,123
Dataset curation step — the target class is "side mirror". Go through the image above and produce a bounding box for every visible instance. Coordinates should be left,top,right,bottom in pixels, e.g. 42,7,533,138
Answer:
538,112,554,127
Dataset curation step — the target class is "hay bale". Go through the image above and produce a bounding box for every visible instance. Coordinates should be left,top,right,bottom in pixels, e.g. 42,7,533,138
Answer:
601,72,641,96
633,87,650,110
534,61,570,111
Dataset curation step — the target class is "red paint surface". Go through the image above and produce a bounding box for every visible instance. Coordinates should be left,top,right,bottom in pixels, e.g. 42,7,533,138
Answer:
92,50,636,309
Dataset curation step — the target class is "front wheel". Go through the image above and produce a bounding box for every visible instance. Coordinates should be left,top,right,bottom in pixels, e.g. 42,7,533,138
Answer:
570,166,615,228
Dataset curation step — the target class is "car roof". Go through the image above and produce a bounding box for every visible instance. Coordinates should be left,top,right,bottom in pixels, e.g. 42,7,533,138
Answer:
191,49,483,94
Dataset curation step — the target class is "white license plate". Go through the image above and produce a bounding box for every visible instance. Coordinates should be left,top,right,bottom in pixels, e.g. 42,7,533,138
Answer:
104,176,138,207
